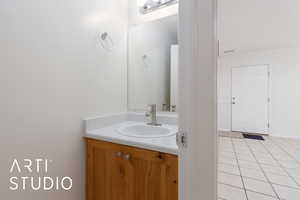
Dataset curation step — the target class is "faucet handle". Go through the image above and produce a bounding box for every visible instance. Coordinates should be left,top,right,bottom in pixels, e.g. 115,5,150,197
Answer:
145,111,151,117
145,104,154,117
148,104,156,111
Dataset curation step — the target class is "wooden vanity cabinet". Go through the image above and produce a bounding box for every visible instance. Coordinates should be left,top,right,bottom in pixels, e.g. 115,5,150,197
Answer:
86,138,178,200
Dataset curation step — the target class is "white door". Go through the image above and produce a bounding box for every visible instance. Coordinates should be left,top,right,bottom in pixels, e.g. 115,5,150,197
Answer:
231,65,269,134
179,0,217,200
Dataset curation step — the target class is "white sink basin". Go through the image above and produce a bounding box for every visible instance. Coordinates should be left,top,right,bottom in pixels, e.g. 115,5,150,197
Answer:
117,123,177,138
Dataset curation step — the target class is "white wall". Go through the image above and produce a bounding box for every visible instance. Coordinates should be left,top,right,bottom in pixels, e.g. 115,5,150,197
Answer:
218,0,300,55
0,0,128,199
128,18,177,111
218,46,300,138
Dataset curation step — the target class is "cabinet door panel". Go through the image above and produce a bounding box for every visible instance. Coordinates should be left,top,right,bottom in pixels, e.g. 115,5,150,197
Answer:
93,148,112,200
110,154,128,200
87,141,113,200
87,139,128,200
165,157,178,200
125,149,178,200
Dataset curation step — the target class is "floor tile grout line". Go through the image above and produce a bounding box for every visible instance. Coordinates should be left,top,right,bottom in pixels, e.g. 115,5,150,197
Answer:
218,161,238,167
264,170,294,178
243,139,281,199
218,181,244,190
266,138,297,161
219,170,300,191
269,137,300,160
239,159,287,172
230,138,249,200
218,182,279,199
219,134,300,199
219,154,237,160
218,170,240,177
219,159,282,172
271,182,300,191
220,164,300,190
268,137,300,165
270,137,300,152
260,138,300,189
220,170,268,183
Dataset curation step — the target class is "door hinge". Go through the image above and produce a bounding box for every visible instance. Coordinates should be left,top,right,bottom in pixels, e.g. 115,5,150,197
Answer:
176,131,188,148
267,123,270,128
268,71,270,77
268,97,271,103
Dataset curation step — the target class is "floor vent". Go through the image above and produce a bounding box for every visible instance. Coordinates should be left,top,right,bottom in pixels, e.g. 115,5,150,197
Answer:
242,133,265,140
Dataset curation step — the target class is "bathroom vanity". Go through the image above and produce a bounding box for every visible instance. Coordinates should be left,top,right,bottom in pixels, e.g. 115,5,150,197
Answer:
84,112,178,200
86,139,177,200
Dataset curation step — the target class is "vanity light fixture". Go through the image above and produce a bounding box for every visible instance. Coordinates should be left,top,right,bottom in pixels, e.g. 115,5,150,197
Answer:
140,0,178,14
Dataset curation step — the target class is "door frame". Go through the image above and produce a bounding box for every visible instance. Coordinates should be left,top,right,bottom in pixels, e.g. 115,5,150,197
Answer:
178,0,218,200
230,64,271,134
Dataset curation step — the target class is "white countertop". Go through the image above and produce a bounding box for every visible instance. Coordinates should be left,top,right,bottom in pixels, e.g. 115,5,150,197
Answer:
84,112,179,155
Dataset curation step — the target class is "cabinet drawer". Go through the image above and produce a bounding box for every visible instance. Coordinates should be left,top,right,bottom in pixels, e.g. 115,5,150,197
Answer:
86,138,177,163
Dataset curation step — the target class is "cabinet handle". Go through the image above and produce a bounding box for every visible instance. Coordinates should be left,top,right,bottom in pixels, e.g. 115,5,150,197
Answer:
123,154,131,160
115,152,122,157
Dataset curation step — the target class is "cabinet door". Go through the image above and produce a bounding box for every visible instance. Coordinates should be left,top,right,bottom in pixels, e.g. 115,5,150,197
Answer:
86,139,132,200
122,146,178,200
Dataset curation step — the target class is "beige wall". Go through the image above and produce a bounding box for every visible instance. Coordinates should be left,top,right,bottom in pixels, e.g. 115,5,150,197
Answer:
0,0,128,199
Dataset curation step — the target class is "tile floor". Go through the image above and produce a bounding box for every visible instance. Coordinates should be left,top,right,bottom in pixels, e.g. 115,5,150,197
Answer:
218,135,300,200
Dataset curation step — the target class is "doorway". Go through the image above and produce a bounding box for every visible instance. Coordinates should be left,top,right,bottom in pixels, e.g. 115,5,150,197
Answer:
231,65,270,134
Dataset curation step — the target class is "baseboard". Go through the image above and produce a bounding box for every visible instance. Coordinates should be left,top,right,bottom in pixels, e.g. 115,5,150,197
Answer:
218,129,231,132
270,135,300,140
218,130,300,140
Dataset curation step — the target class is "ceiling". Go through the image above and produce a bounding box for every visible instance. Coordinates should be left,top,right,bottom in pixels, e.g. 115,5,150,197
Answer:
218,0,300,55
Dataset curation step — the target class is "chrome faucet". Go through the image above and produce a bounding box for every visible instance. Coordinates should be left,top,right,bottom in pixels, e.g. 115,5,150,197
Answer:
145,104,161,126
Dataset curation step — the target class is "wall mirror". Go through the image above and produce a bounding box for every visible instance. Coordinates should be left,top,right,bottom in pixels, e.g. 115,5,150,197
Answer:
127,14,178,112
